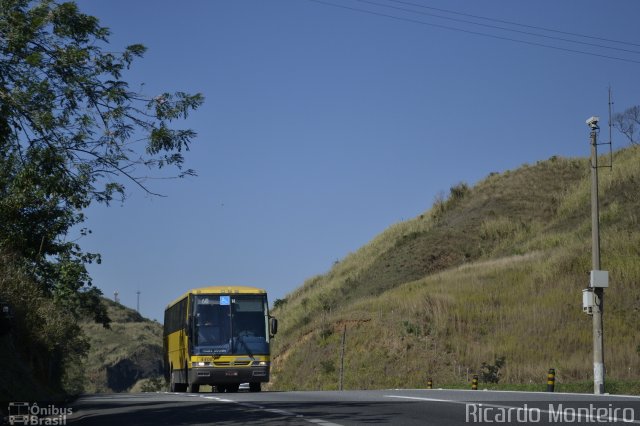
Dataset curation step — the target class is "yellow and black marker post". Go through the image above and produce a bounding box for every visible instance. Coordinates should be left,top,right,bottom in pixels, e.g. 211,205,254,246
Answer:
547,368,556,392
427,378,433,389
471,375,478,390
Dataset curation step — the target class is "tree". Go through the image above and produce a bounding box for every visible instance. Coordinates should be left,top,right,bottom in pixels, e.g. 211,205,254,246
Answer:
612,105,639,145
0,0,204,325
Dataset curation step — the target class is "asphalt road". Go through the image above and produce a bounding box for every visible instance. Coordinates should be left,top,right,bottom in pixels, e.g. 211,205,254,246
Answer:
66,389,640,425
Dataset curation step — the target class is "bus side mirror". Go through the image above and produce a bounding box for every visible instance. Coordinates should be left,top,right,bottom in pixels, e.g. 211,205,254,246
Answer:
269,317,278,336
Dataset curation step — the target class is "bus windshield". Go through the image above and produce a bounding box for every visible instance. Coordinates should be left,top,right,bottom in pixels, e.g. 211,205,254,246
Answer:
192,294,269,356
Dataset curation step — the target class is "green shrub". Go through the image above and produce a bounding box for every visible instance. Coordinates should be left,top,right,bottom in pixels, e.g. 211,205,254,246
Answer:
0,251,89,399
320,360,335,374
273,298,288,309
480,356,506,384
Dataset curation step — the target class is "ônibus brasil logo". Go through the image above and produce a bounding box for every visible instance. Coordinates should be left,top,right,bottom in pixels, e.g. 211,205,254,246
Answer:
8,402,72,425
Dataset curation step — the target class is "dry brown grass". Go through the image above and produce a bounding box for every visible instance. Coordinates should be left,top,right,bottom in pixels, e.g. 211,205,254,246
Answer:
270,146,640,392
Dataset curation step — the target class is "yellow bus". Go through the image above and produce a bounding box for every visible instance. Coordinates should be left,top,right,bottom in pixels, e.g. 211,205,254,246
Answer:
163,286,278,393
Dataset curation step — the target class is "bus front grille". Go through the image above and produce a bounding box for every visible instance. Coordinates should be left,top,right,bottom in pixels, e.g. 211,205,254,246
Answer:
213,361,251,367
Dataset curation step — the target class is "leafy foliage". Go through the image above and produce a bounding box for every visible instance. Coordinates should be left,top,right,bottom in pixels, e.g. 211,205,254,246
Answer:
0,0,203,398
431,181,470,222
0,0,203,326
479,356,506,384
273,298,288,309
0,0,203,198
320,360,335,374
402,320,421,336
0,251,89,398
140,376,166,393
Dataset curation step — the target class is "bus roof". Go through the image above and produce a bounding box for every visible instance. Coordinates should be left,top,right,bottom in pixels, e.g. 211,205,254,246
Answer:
165,286,267,309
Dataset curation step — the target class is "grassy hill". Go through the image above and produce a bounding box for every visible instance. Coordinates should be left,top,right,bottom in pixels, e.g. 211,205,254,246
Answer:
269,145,640,394
80,298,164,393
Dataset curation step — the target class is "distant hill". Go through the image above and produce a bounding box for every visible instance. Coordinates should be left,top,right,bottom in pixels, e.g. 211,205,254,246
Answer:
269,145,640,393
81,298,164,393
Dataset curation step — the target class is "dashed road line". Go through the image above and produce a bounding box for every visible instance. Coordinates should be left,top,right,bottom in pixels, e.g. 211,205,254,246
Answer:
306,419,344,426
384,395,464,404
196,394,343,425
264,408,300,416
238,402,265,409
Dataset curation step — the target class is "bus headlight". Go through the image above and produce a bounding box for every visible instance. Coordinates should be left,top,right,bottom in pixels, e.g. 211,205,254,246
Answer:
252,361,268,366
192,362,208,367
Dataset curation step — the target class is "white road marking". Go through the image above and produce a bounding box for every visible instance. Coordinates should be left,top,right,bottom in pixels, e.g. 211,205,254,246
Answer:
384,395,465,404
200,396,235,403
238,402,265,409
265,408,298,416
306,419,344,426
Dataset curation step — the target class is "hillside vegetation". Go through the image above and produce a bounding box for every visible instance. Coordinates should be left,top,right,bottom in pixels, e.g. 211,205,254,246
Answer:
81,299,164,393
269,145,640,393
0,283,164,402
0,0,201,407
0,252,86,402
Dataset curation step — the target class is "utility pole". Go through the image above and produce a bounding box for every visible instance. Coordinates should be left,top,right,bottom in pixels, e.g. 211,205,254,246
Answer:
136,289,141,313
339,324,346,391
587,116,606,395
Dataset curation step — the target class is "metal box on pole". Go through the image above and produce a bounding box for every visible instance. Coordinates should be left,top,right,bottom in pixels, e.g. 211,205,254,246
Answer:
589,270,609,288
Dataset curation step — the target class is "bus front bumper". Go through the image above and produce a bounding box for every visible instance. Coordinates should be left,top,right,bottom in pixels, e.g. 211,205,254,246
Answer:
189,366,270,384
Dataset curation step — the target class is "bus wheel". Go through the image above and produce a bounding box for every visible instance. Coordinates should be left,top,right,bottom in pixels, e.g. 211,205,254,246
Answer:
249,382,261,392
188,383,200,393
169,368,177,392
171,366,187,392
215,385,226,393
227,384,240,393
171,379,186,392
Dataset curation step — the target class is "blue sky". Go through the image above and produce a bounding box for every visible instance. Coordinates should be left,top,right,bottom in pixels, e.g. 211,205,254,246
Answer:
73,0,639,322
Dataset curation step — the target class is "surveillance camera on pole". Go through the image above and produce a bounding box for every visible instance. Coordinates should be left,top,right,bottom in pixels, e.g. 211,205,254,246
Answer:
586,116,599,129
